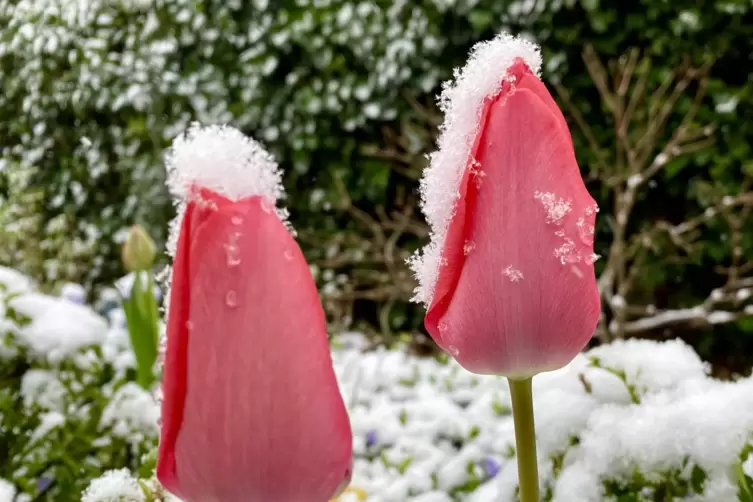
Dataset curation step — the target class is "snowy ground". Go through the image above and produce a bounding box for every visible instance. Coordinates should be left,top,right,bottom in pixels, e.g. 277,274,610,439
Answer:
2,266,753,501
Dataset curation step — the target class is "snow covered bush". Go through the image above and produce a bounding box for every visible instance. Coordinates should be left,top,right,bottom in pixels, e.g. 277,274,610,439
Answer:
2,1,752,367
0,267,159,500
3,264,753,500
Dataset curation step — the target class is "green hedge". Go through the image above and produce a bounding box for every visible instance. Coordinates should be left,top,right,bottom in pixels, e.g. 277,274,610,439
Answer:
1,0,751,362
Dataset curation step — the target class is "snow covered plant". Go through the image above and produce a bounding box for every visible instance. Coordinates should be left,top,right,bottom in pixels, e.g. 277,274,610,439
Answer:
0,267,159,501
80,333,753,502
409,33,601,501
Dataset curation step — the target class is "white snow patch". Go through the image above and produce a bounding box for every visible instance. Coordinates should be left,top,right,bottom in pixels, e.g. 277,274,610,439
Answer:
408,32,542,306
0,266,33,294
100,382,160,440
165,122,284,207
0,478,16,502
9,293,107,361
81,468,144,502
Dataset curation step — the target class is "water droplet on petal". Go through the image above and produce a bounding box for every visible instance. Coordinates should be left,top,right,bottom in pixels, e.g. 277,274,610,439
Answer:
231,215,243,225
283,249,295,261
260,199,274,214
226,290,238,308
185,320,194,330
571,265,584,278
463,240,476,256
438,320,449,333
447,345,460,357
576,217,595,245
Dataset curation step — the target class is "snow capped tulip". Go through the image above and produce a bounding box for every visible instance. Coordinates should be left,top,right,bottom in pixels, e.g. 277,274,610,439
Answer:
156,124,353,502
409,34,601,378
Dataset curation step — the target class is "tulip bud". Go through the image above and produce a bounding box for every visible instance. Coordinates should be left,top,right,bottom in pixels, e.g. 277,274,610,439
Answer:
409,33,600,378
122,224,156,272
157,124,352,502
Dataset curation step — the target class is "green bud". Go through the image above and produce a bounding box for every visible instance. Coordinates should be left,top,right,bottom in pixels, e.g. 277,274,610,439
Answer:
122,224,157,272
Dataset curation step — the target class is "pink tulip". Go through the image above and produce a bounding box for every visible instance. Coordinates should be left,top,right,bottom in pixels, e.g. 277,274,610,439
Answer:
410,34,601,378
156,125,353,502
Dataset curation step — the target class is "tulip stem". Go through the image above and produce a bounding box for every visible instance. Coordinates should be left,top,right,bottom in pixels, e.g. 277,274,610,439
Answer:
508,377,539,502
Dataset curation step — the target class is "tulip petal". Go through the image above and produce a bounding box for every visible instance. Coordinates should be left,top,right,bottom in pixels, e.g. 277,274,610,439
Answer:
157,191,352,502
426,66,601,377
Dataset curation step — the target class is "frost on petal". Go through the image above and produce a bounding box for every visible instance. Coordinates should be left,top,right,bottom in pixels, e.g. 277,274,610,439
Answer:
408,33,542,307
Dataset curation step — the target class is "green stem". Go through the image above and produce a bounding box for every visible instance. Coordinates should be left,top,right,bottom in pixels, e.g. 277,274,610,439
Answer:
509,377,539,502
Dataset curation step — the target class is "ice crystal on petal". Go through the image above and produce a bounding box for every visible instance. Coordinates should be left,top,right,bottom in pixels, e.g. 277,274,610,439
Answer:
503,265,524,282
584,203,600,216
408,33,542,307
585,253,601,265
554,238,577,265
534,191,572,225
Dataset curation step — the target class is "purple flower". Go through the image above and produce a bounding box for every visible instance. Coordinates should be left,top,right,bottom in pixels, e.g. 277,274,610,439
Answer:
37,476,54,493
366,430,377,448
482,457,500,478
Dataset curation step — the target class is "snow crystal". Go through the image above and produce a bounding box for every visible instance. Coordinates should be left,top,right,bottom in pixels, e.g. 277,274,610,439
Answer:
165,122,284,206
81,469,144,502
9,293,107,361
534,191,572,224
408,33,542,307
502,265,524,282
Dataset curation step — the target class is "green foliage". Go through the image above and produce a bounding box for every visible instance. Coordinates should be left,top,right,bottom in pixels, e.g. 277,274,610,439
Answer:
121,272,160,389
0,283,158,500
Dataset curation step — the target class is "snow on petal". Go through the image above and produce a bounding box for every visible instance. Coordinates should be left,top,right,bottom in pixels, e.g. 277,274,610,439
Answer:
409,33,542,306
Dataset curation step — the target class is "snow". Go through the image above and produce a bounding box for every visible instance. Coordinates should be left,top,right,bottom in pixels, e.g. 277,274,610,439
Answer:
100,383,160,442
81,468,144,502
409,32,542,307
20,370,67,410
0,479,16,502
30,411,66,441
8,292,107,362
165,123,284,207
0,266,33,294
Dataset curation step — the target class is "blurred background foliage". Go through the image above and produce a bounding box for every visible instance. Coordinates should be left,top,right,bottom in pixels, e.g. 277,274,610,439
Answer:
1,0,752,374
